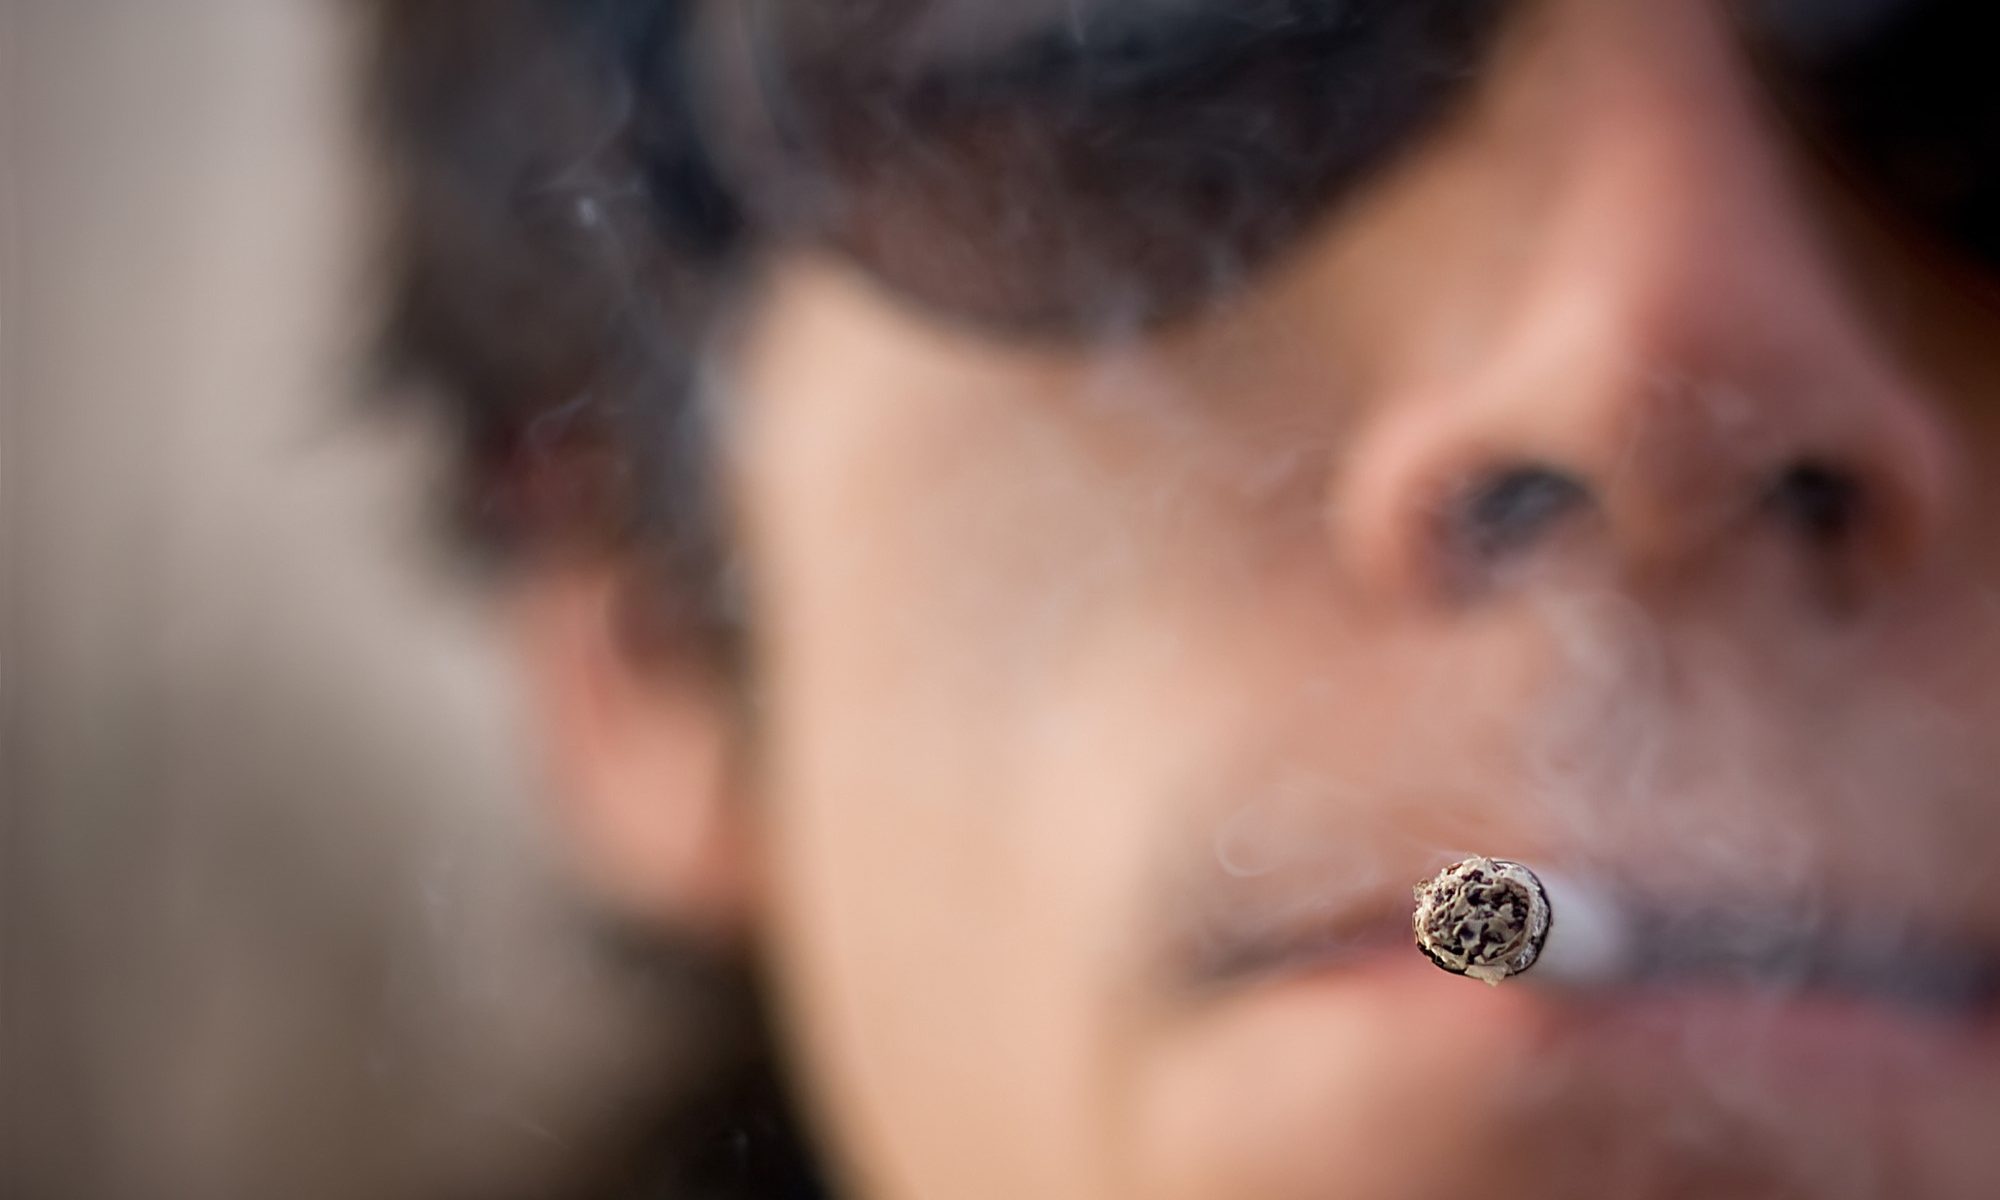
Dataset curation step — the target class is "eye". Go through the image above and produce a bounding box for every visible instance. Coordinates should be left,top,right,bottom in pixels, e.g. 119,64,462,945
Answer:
1739,0,2000,290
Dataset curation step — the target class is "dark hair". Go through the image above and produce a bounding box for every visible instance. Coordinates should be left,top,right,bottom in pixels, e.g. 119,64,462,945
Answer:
368,0,743,608
366,4,826,1195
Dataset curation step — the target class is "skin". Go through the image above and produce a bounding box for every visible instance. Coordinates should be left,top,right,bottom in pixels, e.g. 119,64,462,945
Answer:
520,0,2000,1196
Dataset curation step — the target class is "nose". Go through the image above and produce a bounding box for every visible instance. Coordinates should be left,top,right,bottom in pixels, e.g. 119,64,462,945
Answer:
1331,0,1956,611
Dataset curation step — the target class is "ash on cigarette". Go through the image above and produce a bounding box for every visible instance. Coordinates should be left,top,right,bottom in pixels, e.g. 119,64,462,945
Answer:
1413,857,1551,985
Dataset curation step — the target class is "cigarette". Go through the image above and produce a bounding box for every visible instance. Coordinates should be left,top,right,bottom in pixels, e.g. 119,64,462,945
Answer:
1411,856,2000,1011
1412,857,1629,987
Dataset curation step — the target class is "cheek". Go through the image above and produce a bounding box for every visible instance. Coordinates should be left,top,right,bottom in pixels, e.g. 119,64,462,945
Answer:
726,266,1369,1195
729,287,1137,1197
735,381,1205,1196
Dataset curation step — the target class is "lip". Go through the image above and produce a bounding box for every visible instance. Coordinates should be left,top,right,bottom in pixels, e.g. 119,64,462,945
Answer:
1184,902,1419,991
1558,982,2000,1070
1185,889,2000,1063
1196,935,2000,1115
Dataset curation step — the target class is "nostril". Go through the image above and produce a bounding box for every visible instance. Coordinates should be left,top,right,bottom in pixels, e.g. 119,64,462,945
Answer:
1446,464,1594,562
1766,460,1866,547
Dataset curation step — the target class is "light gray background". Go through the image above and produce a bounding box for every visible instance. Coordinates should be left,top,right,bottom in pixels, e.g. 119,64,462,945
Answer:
4,3,682,1195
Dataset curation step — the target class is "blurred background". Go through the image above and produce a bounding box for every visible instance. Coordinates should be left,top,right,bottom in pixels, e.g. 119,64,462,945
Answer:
4,3,682,1195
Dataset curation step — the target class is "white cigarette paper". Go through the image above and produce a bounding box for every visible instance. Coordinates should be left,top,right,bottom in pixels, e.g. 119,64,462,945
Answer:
1413,857,1631,986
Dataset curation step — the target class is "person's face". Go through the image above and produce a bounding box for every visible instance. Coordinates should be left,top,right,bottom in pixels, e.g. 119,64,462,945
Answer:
538,0,2000,1196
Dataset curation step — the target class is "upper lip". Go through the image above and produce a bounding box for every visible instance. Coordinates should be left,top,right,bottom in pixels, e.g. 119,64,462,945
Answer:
1178,887,1418,991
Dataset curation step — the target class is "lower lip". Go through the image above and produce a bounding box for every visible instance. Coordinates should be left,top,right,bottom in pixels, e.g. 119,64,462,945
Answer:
1252,946,2000,1083
1556,982,2000,1081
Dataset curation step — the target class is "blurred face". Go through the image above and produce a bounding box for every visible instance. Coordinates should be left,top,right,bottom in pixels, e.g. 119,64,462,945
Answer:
616,0,2000,1196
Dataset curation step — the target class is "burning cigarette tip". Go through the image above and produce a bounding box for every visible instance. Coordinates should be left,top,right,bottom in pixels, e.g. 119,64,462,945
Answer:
1413,857,1551,985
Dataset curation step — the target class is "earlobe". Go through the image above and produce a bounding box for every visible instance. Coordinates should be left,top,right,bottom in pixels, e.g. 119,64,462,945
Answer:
513,561,756,942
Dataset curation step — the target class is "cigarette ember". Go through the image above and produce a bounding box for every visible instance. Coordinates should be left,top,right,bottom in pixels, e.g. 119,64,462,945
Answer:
1413,857,1551,985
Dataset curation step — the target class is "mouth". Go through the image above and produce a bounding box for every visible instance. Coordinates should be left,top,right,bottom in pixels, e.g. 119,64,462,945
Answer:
1182,871,2000,1031
1159,879,2000,1171
1135,873,2000,1200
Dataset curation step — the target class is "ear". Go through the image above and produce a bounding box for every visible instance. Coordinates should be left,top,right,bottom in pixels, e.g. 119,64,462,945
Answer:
513,560,755,942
